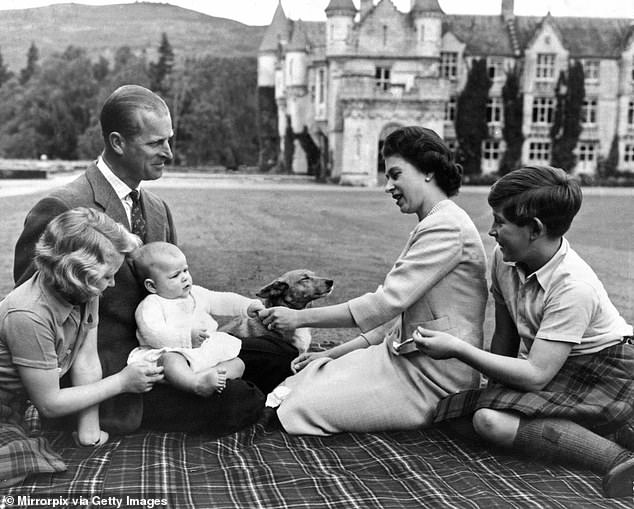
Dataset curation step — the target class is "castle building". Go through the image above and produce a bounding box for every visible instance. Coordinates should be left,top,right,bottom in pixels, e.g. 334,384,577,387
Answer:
258,0,634,185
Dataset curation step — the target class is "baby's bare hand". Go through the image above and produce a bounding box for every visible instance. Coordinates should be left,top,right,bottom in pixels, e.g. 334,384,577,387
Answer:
247,301,265,318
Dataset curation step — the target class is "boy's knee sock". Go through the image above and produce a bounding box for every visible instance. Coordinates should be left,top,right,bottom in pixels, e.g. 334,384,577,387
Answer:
513,417,630,475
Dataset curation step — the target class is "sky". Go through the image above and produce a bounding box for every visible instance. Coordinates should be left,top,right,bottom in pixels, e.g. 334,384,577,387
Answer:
0,0,632,26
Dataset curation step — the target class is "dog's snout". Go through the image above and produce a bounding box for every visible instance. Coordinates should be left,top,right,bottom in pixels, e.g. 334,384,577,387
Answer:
326,279,334,288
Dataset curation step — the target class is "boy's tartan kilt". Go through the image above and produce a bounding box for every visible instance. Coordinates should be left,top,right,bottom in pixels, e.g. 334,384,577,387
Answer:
435,343,634,436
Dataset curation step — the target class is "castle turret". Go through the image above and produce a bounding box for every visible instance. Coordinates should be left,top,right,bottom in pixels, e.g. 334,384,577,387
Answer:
258,1,290,87
411,0,444,58
325,0,356,56
285,21,309,88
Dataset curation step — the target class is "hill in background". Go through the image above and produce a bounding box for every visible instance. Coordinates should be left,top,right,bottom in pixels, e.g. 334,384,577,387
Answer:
0,2,267,71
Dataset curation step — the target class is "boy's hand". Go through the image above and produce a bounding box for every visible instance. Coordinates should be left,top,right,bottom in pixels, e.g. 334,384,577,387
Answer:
412,327,461,359
258,307,299,333
247,301,265,318
191,328,210,346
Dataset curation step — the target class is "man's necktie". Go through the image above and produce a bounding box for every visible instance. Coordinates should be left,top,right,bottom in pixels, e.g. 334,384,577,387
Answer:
129,190,146,240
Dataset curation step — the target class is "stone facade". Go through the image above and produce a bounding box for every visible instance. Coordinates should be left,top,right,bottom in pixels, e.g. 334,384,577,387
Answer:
258,0,634,185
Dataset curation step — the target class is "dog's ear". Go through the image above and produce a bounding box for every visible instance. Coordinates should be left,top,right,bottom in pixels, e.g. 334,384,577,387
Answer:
257,280,289,299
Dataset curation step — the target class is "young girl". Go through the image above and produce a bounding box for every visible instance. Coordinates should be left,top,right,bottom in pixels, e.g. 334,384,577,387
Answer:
0,207,163,487
413,166,634,498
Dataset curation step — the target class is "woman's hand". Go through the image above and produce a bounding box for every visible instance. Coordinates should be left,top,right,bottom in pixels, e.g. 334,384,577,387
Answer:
291,350,328,373
119,362,164,393
258,307,300,333
412,326,462,359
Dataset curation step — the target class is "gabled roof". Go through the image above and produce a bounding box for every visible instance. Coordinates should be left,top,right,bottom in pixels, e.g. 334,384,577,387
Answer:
325,0,356,15
259,1,291,52
410,0,444,15
443,15,515,56
515,16,632,58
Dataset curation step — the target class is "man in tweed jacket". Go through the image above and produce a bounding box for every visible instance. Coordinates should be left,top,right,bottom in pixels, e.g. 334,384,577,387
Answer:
13,85,264,434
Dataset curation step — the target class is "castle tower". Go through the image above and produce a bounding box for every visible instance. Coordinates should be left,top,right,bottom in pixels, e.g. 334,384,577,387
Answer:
258,1,290,87
410,0,444,58
325,0,356,56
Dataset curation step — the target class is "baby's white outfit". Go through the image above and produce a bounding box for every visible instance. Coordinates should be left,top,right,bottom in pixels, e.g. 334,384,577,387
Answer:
128,285,259,373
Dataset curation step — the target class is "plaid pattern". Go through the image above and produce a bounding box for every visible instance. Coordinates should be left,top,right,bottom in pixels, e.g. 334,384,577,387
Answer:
435,343,634,435
6,417,632,508
0,400,66,487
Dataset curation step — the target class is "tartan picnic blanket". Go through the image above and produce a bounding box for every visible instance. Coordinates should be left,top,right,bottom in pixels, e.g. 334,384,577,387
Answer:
5,416,631,509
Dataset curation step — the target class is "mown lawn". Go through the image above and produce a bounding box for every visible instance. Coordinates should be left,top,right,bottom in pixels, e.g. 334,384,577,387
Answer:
2,180,632,348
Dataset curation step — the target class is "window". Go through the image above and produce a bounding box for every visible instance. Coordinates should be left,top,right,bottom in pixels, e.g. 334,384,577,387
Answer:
487,97,503,124
440,52,458,79
628,100,634,126
631,56,634,82
577,142,596,163
487,57,505,80
483,140,501,161
445,96,456,121
528,141,551,162
316,68,325,106
583,60,600,82
624,144,634,163
375,67,390,91
383,25,388,46
582,98,598,125
536,53,556,80
532,97,555,124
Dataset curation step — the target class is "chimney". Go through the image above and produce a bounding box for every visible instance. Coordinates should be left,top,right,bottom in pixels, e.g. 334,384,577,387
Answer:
502,0,514,20
360,0,373,19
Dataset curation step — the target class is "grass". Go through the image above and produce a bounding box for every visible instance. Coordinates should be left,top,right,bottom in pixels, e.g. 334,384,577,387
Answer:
2,181,632,348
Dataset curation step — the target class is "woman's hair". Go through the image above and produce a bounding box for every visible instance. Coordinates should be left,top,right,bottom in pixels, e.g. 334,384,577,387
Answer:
488,165,582,237
35,207,142,302
382,126,463,197
100,84,169,142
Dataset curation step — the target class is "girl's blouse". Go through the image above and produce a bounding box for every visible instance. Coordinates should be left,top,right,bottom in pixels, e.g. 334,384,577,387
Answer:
0,273,98,398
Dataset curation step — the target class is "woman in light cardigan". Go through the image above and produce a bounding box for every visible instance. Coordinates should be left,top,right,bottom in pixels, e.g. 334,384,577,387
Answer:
260,126,489,435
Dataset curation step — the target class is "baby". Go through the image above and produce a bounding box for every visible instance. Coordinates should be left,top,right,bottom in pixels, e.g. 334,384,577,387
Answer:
128,242,264,396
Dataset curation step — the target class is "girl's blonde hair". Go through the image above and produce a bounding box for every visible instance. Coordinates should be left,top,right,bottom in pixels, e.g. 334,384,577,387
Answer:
35,207,142,302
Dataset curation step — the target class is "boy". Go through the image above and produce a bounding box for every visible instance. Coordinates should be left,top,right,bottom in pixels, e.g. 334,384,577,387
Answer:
129,242,264,397
412,165,634,498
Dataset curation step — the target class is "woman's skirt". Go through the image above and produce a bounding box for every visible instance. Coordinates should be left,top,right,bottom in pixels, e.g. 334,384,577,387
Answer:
434,343,634,436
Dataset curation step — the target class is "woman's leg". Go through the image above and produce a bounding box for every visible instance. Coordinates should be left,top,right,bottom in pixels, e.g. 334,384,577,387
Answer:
472,409,634,498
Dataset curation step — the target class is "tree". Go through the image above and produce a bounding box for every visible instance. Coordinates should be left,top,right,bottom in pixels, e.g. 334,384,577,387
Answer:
149,33,174,96
0,47,13,88
597,135,619,178
499,64,524,175
550,61,585,172
20,42,39,85
5,46,99,159
455,58,492,176
256,86,279,171
175,56,259,167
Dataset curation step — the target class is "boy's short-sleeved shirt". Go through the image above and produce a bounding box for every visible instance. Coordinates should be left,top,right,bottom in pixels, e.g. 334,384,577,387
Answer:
491,238,632,358
0,272,99,396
